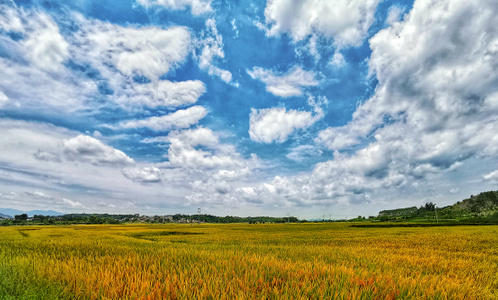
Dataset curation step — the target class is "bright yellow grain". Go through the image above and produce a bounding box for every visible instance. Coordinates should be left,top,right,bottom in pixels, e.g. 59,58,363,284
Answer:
0,223,497,299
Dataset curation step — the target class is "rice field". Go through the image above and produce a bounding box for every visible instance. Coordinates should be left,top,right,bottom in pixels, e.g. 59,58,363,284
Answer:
0,223,497,299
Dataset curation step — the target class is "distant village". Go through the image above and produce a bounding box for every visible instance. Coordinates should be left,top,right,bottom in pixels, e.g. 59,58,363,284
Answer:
0,213,305,225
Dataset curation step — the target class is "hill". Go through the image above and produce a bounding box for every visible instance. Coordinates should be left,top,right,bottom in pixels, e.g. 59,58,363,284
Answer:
0,208,64,218
376,190,498,223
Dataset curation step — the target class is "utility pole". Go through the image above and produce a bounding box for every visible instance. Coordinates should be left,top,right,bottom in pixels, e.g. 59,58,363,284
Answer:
435,205,438,223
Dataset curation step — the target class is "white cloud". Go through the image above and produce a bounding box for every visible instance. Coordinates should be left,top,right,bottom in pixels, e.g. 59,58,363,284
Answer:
264,0,380,47
0,59,97,112
137,0,212,15
0,91,8,108
0,55,97,112
167,127,219,146
1,4,69,72
213,168,251,181
163,127,258,204
0,119,196,214
204,0,498,212
62,198,84,208
63,135,135,167
167,138,243,170
69,13,204,109
122,166,162,183
25,191,52,199
0,4,24,32
249,106,323,143
115,79,206,108
483,170,498,183
196,18,233,83
141,126,219,147
231,19,239,38
0,5,97,112
119,106,207,131
286,145,323,163
320,0,498,155
386,5,405,25
309,0,498,206
75,18,191,81
23,12,69,73
247,66,318,97
317,125,367,150
329,51,346,68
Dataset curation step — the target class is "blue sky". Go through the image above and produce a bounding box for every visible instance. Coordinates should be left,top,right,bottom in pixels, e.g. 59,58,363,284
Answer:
1,0,498,219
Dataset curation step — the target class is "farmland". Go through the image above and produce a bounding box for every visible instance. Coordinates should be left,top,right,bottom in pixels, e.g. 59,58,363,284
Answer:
0,223,497,299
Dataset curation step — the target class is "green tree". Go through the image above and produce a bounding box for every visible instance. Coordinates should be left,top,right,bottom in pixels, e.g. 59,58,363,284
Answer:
425,202,436,211
15,214,28,221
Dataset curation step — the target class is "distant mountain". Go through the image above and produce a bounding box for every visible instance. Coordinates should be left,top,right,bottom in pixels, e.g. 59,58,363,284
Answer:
0,208,64,217
0,213,12,219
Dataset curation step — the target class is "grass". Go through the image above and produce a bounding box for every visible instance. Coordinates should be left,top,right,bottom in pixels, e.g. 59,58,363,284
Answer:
0,223,497,299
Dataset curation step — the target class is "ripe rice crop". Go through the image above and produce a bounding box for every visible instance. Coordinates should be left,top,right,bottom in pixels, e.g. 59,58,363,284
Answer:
0,223,497,299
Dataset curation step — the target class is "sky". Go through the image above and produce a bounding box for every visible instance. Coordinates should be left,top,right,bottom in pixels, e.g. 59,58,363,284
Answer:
1,0,498,219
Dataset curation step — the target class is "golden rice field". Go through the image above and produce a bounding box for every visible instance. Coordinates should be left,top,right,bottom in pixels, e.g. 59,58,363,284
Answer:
0,223,497,299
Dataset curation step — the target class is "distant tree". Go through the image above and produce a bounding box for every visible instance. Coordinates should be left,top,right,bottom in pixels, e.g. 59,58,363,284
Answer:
15,214,28,221
425,202,436,211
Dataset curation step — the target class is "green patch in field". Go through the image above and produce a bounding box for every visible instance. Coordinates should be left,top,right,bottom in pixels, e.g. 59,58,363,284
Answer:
16,228,40,237
125,230,204,242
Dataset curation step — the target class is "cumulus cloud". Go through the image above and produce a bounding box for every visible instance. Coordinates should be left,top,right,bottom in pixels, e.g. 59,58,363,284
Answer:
196,18,233,83
119,106,207,131
263,0,380,47
68,15,205,109
168,140,242,169
167,128,244,169
75,18,191,80
23,12,69,73
247,66,318,97
229,143,406,208
0,4,97,112
122,166,162,183
320,0,498,151
162,127,258,204
115,80,206,108
62,198,84,208
137,0,212,15
201,0,498,211
212,168,251,181
316,124,368,150
310,0,498,204
63,135,135,166
166,127,219,146
33,149,62,163
249,104,323,143
1,4,68,72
